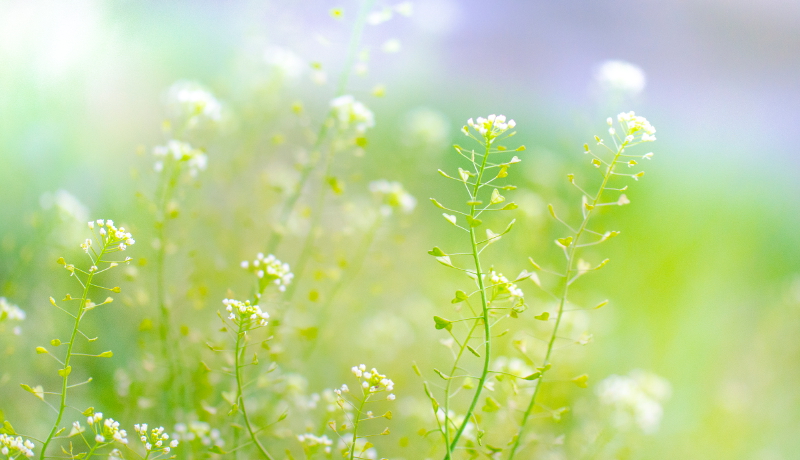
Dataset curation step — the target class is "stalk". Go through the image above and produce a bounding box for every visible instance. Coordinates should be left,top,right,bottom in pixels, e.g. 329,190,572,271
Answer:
348,395,369,460
444,140,493,458
507,142,626,459
39,243,110,460
234,321,275,460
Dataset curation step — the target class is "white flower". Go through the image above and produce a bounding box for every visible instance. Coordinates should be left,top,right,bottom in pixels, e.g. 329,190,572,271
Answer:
595,60,646,96
264,45,305,79
152,140,208,177
596,369,671,434
241,253,294,291
0,297,25,324
330,95,375,134
465,114,516,139
369,180,417,215
222,299,270,327
165,80,221,123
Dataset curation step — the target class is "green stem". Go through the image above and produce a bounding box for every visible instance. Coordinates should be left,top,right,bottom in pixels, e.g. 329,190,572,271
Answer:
265,0,376,257
442,319,482,458
235,322,275,460
507,142,626,459
444,139,493,459
39,244,109,460
348,394,369,460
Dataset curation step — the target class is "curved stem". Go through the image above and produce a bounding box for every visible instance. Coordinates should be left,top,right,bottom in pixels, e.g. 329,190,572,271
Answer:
445,139,493,459
40,244,109,460
507,142,626,459
348,394,369,460
265,0,376,257
235,322,275,460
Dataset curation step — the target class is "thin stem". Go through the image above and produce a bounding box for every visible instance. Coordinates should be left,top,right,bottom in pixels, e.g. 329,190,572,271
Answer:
39,244,109,460
264,0,376,256
348,394,369,460
235,322,275,460
444,138,493,459
507,142,626,459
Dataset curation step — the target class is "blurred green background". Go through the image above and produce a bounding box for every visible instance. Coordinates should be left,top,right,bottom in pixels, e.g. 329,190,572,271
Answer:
1,1,799,459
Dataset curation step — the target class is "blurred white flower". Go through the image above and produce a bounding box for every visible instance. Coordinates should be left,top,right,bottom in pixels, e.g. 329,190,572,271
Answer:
165,80,222,124
369,180,416,215
330,95,375,133
595,60,646,97
40,189,89,223
401,107,450,149
596,369,671,433
264,45,305,79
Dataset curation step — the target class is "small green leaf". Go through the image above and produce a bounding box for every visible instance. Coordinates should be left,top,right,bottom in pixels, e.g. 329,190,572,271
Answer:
1,421,17,435
451,290,468,303
490,189,505,204
433,316,453,331
428,247,446,257
465,215,482,227
522,372,541,381
556,236,573,248
433,368,451,380
496,165,509,178
50,339,61,347
430,198,447,209
35,347,49,354
594,300,609,309
98,351,113,358
20,384,45,401
81,407,95,417
442,213,457,225
573,374,589,388
58,366,72,377
548,204,557,218
534,312,550,321
482,397,501,412
466,345,481,357
501,202,518,210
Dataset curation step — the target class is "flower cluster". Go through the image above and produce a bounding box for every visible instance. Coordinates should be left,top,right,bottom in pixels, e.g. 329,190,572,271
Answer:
240,253,294,291
76,412,128,445
350,365,395,398
595,60,646,96
297,433,333,454
463,114,516,139
595,370,671,434
368,180,417,215
614,111,656,142
173,422,224,448
0,434,35,458
133,424,178,456
87,220,135,252
330,95,375,133
166,80,222,124
223,298,270,328
487,270,524,304
0,297,25,324
153,140,208,177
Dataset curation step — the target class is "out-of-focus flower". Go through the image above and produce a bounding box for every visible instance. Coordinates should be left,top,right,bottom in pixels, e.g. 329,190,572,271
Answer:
264,45,305,79
402,107,450,149
596,369,671,433
165,80,222,124
595,60,646,97
153,140,208,177
330,95,375,133
369,180,416,215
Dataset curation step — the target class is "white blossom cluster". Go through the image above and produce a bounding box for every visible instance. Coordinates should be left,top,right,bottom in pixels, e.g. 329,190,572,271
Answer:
0,434,35,458
153,140,208,177
223,298,270,327
296,433,333,454
264,45,305,79
240,253,294,291
349,364,395,399
166,80,222,124
330,95,375,134
487,270,524,303
87,219,135,252
463,114,516,139
595,370,671,434
492,356,534,380
368,180,417,215
173,422,224,448
366,2,413,25
75,412,128,445
595,60,646,97
39,189,89,223
133,424,178,456
0,297,25,324
614,111,656,142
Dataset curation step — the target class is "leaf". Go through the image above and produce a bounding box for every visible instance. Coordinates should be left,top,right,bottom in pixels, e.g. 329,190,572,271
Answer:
58,366,72,377
496,165,509,178
98,351,113,358
458,168,471,181
451,290,468,303
548,204,557,219
556,236,573,248
433,316,453,331
435,255,453,267
0,421,16,435
35,347,49,354
573,374,589,388
534,312,550,321
501,202,518,210
465,215,482,227
490,189,505,204
482,397,501,412
430,198,447,210
427,247,446,257
594,300,609,309
442,213,457,225
50,339,61,347
20,384,45,401
81,407,95,417
522,372,541,381
466,345,481,357
433,369,451,380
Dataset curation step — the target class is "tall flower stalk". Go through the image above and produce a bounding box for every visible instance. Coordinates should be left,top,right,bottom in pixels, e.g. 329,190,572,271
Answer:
423,115,525,459
507,112,657,459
